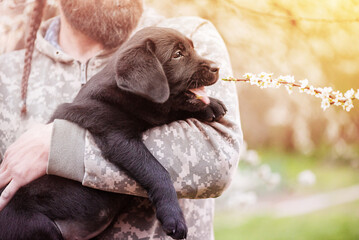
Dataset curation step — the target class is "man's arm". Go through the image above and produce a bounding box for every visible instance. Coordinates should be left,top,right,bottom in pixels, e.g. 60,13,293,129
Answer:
48,17,243,198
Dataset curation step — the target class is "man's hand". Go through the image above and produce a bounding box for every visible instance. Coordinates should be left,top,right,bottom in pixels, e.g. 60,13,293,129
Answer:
0,123,53,211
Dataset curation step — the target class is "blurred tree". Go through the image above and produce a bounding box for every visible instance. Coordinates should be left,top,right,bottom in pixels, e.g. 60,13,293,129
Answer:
146,0,359,153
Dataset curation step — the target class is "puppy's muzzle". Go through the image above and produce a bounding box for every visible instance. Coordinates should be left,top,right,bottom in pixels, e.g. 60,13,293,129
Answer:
199,61,220,86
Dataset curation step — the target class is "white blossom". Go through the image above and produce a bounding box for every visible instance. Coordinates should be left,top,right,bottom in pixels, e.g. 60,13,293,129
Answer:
281,75,295,83
270,78,281,88
249,76,260,86
343,98,354,112
268,173,281,185
332,91,344,106
299,79,309,92
227,73,358,112
355,89,359,100
258,164,271,179
298,170,316,186
305,85,316,95
345,88,355,99
242,149,260,166
321,98,331,111
321,87,333,98
243,73,253,80
285,85,293,94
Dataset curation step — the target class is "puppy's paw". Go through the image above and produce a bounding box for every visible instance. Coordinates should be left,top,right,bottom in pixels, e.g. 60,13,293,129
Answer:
157,206,187,239
162,216,187,239
209,97,227,121
195,97,227,122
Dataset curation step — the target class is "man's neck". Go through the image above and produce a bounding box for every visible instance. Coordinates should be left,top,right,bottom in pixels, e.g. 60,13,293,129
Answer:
58,14,105,63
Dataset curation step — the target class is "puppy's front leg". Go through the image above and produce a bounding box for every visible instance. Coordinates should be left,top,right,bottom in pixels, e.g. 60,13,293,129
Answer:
93,132,188,240
175,97,228,122
197,97,227,122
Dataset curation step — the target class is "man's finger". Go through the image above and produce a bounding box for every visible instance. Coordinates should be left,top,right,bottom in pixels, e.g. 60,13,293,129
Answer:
0,180,18,211
0,171,10,189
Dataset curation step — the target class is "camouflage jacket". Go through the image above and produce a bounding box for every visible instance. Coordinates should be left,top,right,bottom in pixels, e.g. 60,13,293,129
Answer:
0,9,243,240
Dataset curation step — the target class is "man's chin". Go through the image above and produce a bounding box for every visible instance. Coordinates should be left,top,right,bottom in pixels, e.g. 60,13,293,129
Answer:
60,0,143,48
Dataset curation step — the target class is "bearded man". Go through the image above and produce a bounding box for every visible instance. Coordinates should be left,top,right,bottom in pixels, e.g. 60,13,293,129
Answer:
0,0,242,239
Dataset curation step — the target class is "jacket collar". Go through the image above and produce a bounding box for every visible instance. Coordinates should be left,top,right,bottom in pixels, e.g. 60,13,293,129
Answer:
35,17,116,64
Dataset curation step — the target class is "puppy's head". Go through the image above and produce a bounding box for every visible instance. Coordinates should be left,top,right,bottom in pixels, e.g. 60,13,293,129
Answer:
114,27,219,107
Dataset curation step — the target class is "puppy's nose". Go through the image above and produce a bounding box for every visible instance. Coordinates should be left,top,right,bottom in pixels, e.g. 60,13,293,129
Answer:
209,62,219,73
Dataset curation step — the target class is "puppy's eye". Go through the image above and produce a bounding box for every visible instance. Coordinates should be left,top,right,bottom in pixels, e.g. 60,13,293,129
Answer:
173,50,183,59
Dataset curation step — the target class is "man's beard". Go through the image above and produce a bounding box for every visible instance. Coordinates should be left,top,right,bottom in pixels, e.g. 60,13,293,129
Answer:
60,0,143,49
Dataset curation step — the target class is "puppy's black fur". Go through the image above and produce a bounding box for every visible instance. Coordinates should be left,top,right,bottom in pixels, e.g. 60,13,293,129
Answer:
0,27,227,240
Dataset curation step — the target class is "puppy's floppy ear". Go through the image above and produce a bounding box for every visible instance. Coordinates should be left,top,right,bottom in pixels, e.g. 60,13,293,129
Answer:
115,39,170,103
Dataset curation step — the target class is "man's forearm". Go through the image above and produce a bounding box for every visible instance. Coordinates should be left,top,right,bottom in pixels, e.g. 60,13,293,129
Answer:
48,88,242,199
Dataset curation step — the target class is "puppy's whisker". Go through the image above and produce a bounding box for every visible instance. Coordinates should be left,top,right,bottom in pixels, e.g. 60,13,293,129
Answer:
186,78,193,90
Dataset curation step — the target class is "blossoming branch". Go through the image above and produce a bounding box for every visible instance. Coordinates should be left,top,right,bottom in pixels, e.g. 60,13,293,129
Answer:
223,73,359,112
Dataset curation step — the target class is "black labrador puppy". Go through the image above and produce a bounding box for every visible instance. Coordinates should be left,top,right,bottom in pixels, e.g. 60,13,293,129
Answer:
0,27,227,240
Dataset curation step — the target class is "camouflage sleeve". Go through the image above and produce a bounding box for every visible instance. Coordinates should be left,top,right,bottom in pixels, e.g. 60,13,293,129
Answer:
48,17,243,199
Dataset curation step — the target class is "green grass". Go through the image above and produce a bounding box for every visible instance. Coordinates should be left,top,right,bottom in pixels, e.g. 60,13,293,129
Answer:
214,148,359,240
214,200,359,240
256,148,359,194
